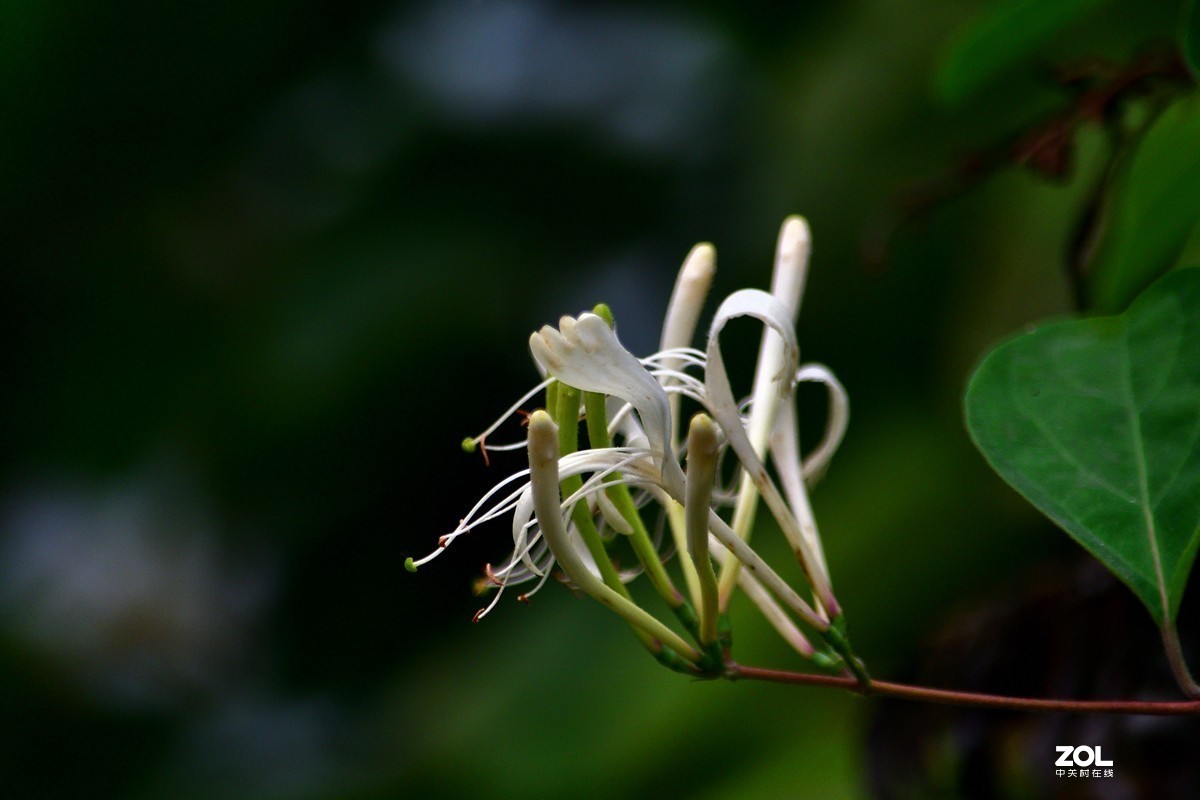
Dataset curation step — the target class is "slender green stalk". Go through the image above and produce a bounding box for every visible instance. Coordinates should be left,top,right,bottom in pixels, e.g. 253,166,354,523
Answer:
584,303,692,614
668,502,702,609
545,379,559,421
823,616,869,687
582,386,682,608
717,482,761,611
555,383,630,600
527,410,700,662
705,509,827,631
685,414,721,646
1161,623,1200,698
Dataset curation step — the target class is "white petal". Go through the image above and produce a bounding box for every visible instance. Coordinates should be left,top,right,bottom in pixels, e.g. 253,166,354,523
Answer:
769,216,811,319
595,489,634,535
660,244,715,445
659,244,716,355
703,288,798,468
741,217,810,460
510,487,542,575
530,314,684,496
704,288,836,614
768,398,829,591
793,363,849,485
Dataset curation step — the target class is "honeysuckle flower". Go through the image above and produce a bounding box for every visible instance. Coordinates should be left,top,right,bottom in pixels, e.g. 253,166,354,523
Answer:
529,313,687,496
410,216,854,669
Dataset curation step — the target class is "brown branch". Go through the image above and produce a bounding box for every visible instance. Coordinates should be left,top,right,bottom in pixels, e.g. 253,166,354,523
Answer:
728,664,1200,716
861,47,1194,310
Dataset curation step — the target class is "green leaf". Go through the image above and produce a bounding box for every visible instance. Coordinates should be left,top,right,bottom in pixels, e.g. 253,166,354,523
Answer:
1185,0,1200,78
965,268,1200,627
1087,97,1200,313
935,0,1115,105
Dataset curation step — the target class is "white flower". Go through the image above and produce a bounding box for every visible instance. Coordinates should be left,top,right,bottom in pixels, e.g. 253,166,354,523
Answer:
529,312,686,496
411,216,851,668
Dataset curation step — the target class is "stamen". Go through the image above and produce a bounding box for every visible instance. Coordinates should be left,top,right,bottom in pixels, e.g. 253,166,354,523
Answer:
461,376,555,453
473,571,511,621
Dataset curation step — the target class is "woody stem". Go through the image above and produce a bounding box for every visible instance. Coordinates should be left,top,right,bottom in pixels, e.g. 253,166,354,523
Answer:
727,664,1200,715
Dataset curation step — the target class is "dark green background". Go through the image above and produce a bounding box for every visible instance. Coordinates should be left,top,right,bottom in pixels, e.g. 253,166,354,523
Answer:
3,1,1194,797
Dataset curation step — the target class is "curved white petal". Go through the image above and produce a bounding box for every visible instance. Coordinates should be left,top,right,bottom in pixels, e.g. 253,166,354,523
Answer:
769,216,811,320
793,363,849,485
704,288,836,615
660,244,715,444
742,216,810,460
529,313,684,496
659,244,716,356
704,289,799,431
768,398,829,595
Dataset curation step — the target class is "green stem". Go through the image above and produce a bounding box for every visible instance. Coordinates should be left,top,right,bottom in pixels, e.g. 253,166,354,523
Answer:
555,384,630,600
1161,622,1200,698
582,387,682,608
545,379,559,421
685,414,721,646
526,410,698,661
823,616,870,688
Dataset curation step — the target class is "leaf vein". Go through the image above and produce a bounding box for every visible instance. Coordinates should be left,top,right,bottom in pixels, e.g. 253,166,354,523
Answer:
1121,333,1170,623
1013,396,1137,504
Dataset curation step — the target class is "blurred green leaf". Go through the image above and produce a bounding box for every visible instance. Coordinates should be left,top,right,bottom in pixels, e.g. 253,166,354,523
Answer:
935,0,1114,104
965,268,1200,627
1087,96,1200,312
1185,0,1200,77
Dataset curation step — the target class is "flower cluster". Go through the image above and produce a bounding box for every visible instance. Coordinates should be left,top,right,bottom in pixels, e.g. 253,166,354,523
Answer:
408,217,858,674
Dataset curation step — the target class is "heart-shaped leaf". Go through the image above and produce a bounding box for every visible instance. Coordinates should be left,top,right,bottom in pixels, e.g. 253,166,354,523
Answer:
965,268,1200,627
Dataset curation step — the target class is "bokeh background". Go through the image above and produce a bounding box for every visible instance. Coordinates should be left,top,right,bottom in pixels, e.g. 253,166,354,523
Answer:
5,1,1198,798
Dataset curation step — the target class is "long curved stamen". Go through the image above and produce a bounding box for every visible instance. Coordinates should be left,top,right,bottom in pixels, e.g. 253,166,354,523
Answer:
642,346,707,369
410,469,533,569
461,377,555,455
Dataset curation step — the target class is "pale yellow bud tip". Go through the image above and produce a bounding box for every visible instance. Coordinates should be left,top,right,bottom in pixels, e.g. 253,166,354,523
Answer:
527,409,559,467
681,243,716,283
779,215,810,254
687,412,720,457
